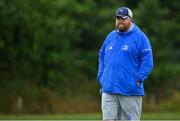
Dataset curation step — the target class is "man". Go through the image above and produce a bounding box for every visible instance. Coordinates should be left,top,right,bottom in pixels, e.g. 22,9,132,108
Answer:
97,7,153,121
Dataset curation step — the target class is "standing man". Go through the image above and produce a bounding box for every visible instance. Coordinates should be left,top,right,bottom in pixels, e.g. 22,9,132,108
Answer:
97,7,153,121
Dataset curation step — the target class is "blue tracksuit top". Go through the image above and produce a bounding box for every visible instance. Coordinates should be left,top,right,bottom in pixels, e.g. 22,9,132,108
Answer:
97,24,153,96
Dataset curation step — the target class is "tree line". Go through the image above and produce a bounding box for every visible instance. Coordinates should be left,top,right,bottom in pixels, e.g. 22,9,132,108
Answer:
0,0,179,113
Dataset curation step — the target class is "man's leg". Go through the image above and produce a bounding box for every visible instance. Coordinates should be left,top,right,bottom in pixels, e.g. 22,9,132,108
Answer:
118,96,142,120
101,93,119,121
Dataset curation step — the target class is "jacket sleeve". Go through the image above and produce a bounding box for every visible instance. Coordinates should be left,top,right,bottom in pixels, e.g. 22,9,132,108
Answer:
97,43,105,82
135,33,153,82
97,30,114,82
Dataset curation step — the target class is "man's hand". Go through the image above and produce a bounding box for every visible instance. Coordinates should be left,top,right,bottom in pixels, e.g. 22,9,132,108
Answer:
136,80,141,86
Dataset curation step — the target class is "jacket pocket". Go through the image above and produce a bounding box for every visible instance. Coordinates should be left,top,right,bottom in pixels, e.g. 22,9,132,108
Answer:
134,74,143,88
99,68,114,92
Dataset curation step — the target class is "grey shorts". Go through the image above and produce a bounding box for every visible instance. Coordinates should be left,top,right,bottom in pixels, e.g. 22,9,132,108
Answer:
101,93,142,120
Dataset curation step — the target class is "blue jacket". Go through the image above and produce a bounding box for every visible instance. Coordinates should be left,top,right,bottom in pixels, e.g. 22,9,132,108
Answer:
97,24,153,96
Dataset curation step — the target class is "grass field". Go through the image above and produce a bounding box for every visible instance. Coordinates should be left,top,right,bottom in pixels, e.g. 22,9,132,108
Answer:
0,112,180,120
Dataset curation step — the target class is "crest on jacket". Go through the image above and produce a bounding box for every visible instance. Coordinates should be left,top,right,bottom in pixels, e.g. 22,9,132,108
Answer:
121,45,129,50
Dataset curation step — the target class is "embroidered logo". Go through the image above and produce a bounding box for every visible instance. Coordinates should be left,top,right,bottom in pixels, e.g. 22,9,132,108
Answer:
121,45,128,51
145,48,151,51
108,46,113,50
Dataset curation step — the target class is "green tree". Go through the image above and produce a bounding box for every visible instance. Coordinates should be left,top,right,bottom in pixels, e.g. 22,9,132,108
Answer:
135,0,180,100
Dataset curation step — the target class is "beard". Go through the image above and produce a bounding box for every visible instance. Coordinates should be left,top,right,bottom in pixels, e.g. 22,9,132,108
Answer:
115,21,131,32
115,23,129,32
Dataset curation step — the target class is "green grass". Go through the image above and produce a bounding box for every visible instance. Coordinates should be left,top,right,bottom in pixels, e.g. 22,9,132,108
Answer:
142,112,180,120
0,112,180,120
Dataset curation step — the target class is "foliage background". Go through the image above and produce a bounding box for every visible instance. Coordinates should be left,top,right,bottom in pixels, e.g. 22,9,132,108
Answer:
0,0,179,113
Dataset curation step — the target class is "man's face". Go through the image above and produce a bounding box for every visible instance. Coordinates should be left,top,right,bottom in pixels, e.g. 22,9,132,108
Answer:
115,16,132,32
